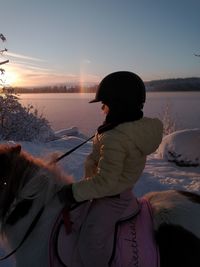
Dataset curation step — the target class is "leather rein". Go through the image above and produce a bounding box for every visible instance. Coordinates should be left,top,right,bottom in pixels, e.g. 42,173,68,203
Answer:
0,206,44,261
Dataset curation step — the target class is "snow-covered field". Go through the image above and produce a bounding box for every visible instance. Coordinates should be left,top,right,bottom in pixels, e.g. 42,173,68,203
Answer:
0,127,200,267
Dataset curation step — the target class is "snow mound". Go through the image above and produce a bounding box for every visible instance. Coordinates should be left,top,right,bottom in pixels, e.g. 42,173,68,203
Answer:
54,126,88,140
157,128,200,167
55,126,79,136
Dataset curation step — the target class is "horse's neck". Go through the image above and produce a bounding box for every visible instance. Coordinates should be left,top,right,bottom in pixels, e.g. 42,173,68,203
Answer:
5,194,63,267
4,168,64,266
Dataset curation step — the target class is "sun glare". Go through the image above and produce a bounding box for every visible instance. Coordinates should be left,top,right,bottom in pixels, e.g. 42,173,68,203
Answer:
4,70,19,86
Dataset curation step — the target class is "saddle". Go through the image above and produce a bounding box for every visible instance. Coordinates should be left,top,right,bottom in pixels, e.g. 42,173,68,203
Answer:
48,198,160,267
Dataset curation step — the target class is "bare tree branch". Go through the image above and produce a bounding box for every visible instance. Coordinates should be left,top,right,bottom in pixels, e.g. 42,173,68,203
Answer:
0,68,5,74
0,59,9,66
0,34,6,42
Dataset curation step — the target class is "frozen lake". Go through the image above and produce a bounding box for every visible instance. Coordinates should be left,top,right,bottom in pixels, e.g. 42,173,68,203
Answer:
19,92,200,136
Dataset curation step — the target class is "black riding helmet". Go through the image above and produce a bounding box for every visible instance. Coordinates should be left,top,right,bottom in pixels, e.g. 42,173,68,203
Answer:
89,71,146,107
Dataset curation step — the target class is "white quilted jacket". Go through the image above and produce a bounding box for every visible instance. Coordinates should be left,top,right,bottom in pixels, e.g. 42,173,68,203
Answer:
72,117,163,201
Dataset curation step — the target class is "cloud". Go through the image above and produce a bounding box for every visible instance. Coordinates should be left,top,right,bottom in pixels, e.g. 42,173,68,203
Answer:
6,51,44,62
5,62,81,87
12,61,54,73
3,53,99,87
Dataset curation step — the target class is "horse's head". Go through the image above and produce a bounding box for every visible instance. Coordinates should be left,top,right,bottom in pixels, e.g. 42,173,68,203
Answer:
0,144,25,222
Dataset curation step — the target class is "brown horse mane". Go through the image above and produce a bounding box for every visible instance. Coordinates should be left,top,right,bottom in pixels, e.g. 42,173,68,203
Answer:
0,144,65,225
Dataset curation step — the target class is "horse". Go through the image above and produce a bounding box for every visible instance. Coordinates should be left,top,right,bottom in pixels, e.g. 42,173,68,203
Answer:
0,144,200,267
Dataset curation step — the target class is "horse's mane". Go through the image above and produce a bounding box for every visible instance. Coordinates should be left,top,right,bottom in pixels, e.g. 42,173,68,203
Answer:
0,144,71,227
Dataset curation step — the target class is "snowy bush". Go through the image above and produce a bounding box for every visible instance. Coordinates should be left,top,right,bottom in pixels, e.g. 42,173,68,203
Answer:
157,128,200,167
0,94,55,142
159,102,177,135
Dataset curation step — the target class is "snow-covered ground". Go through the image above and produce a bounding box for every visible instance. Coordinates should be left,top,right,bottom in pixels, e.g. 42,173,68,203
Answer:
0,127,200,267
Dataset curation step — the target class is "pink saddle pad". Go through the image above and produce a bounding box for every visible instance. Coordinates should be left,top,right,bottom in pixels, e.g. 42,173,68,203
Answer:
111,197,160,267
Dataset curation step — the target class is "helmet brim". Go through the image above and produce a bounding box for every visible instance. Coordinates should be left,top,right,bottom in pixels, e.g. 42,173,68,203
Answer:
89,98,100,103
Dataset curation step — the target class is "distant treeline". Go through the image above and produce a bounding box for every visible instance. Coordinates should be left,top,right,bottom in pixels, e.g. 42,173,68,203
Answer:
145,77,200,92
3,84,98,94
2,77,200,94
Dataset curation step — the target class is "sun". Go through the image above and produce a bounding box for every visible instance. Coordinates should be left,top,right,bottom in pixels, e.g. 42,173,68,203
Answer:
4,70,19,86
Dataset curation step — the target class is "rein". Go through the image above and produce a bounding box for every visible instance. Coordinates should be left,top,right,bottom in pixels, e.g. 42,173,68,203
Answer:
0,206,44,261
49,134,94,164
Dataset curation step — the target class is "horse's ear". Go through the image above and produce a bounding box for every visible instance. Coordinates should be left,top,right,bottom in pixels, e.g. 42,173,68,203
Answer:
11,145,21,155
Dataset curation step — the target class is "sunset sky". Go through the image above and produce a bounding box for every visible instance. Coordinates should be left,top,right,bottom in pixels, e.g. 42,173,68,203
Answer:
0,0,200,87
